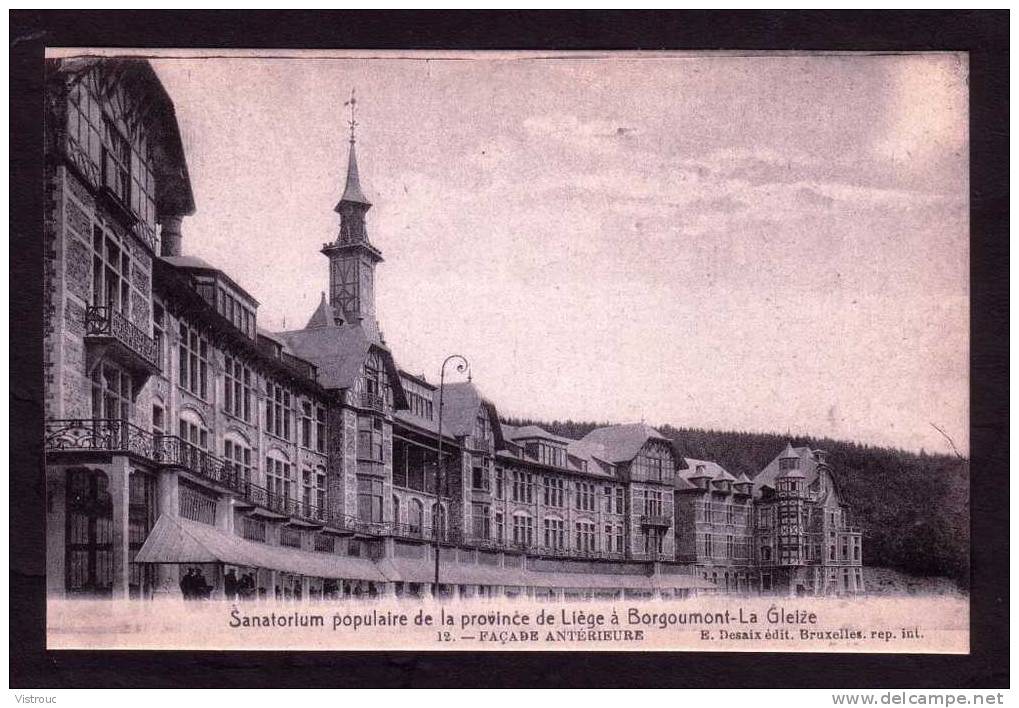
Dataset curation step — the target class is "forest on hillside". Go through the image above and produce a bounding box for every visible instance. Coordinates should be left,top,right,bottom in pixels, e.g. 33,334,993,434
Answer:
503,417,970,587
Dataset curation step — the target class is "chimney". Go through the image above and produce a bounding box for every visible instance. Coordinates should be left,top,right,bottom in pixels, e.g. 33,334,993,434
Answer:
160,215,184,257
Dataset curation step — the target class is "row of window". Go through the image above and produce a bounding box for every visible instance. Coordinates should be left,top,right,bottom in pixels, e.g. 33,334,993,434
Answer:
392,496,447,533
693,501,752,526
66,75,158,228
217,287,255,339
467,504,627,554
698,533,753,560
757,535,862,564
493,469,625,513
405,390,434,420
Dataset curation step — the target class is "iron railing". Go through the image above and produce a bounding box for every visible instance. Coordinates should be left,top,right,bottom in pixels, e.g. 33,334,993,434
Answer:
360,391,385,412
466,436,494,455
84,303,160,370
45,418,160,459
639,513,673,528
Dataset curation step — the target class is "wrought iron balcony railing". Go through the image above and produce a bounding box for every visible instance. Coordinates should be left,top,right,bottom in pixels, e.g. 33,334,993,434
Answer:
360,391,385,412
466,436,494,455
639,513,673,529
44,418,160,459
84,303,160,371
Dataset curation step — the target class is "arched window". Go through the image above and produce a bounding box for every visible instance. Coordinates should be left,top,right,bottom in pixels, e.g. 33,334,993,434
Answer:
224,432,253,486
178,408,208,450
512,512,534,546
409,499,424,534
66,468,114,595
266,450,293,511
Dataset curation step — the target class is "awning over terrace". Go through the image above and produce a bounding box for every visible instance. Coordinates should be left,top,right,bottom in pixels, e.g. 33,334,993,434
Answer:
134,515,386,582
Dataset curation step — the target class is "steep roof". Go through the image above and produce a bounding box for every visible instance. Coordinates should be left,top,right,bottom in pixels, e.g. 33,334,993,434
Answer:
507,425,576,446
54,57,195,216
336,141,371,209
392,380,504,448
753,444,819,494
579,422,668,464
679,458,730,482
306,293,340,329
276,321,407,409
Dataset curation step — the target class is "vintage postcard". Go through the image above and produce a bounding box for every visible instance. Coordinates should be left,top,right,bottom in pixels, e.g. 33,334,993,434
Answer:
42,48,969,652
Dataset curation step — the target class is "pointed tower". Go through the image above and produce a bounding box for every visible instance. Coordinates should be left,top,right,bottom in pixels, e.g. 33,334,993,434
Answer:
322,89,383,327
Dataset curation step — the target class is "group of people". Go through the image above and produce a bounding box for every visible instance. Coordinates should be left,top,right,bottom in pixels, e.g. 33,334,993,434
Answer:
224,569,258,601
179,567,212,600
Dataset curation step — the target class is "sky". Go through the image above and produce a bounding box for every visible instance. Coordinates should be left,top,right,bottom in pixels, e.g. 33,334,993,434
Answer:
140,51,968,455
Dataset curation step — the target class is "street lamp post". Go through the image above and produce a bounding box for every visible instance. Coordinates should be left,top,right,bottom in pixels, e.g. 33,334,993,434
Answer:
433,354,470,598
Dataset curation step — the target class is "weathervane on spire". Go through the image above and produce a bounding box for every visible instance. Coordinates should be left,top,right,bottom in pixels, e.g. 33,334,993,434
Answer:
344,88,358,144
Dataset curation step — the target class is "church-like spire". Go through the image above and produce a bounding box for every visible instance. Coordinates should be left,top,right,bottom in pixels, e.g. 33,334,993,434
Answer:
322,88,383,329
335,88,371,212
337,141,371,209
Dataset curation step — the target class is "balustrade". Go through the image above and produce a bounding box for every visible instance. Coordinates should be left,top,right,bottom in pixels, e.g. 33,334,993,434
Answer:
84,303,160,370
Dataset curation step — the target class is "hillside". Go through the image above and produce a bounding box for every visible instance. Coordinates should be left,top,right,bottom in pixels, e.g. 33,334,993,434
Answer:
503,418,970,587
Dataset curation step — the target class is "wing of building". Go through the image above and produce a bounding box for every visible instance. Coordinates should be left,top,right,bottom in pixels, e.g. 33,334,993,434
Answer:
42,57,862,601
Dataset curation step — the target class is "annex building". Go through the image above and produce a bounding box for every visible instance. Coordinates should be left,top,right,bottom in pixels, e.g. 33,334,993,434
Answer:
43,58,864,601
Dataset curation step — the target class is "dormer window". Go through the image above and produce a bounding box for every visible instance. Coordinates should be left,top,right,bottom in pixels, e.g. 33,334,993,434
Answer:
526,441,566,468
696,464,706,475
779,457,799,471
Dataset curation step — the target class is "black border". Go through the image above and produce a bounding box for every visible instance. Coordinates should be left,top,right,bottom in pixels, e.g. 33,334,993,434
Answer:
10,10,1008,688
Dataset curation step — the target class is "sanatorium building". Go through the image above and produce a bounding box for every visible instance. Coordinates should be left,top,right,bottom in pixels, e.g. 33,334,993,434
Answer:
43,58,865,601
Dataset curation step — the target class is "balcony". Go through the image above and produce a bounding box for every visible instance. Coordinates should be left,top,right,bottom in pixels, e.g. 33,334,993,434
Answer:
44,418,160,460
157,434,238,489
640,513,673,529
360,391,385,412
467,436,494,455
84,304,160,376
45,418,331,527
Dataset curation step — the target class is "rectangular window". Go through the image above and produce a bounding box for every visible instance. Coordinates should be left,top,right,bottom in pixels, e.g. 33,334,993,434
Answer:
495,512,504,543
178,418,208,451
472,466,490,491
280,526,303,549
471,503,490,538
89,224,140,319
152,303,164,368
615,488,625,514
178,483,216,525
315,406,327,452
574,521,596,553
224,355,253,422
178,322,209,399
357,415,384,463
575,482,596,512
241,517,267,543
543,518,565,549
543,477,564,507
266,456,292,507
494,467,504,500
512,515,533,546
91,361,132,421
357,476,383,523
511,471,533,503
266,383,293,440
224,440,253,486
301,401,313,448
